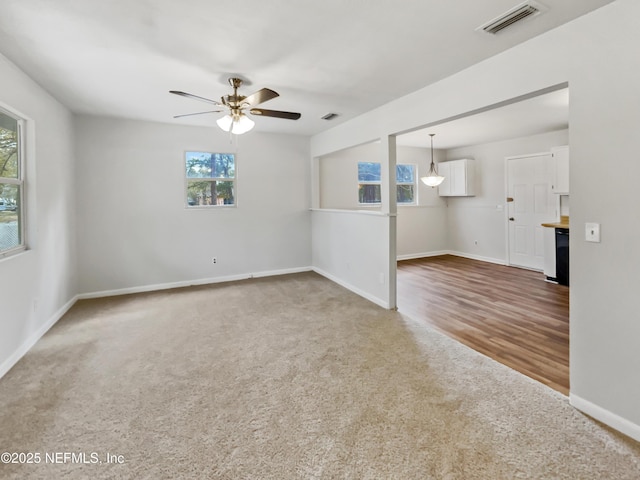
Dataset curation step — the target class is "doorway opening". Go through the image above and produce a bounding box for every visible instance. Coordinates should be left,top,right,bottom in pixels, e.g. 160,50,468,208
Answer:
394,84,570,395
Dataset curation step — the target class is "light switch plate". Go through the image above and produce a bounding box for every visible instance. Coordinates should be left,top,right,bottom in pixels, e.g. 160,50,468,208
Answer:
585,222,600,243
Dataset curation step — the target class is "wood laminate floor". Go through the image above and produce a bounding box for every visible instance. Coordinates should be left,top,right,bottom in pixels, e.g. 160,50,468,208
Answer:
397,255,570,395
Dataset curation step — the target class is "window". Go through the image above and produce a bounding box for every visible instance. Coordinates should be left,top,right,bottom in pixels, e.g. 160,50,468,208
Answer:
358,162,381,204
185,151,235,207
357,162,416,205
396,164,416,204
0,109,23,257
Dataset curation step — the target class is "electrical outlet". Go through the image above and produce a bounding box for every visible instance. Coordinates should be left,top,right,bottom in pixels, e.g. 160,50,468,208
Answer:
212,257,217,264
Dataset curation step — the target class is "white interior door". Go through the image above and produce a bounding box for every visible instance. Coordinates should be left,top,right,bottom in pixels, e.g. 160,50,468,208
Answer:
506,154,556,271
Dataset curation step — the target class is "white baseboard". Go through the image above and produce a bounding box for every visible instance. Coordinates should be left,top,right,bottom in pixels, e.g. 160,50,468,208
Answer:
251,266,312,279
397,250,449,261
447,250,507,266
77,266,313,300
312,267,390,309
0,295,79,380
396,250,506,266
570,393,640,443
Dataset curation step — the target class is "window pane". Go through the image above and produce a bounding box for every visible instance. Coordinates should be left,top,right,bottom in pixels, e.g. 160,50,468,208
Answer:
359,184,381,204
396,164,414,183
214,181,235,205
186,152,235,179
211,154,235,178
0,112,18,179
186,152,212,178
358,162,381,182
0,183,20,251
397,185,414,204
187,180,213,205
187,180,235,206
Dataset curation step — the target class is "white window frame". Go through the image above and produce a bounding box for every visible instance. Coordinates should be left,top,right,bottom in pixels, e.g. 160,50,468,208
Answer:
184,151,237,208
0,107,25,259
396,163,417,205
357,161,382,206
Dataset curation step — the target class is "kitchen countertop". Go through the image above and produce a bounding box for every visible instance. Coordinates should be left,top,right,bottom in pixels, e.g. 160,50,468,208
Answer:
541,216,569,229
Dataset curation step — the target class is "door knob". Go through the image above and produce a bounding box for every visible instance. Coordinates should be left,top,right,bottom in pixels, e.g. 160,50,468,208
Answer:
509,217,515,221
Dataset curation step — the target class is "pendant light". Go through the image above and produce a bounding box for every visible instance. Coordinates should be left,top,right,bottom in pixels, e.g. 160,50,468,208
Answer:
420,133,444,187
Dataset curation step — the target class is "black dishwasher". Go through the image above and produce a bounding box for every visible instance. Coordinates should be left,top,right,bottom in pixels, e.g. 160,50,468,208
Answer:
555,228,569,286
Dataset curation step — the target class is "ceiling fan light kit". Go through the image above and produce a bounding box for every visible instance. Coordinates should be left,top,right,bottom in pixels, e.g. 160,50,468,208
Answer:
420,133,445,188
171,77,301,135
216,113,255,135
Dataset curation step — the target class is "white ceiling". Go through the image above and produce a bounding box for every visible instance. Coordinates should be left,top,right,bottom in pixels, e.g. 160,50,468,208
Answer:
0,0,611,137
397,87,569,149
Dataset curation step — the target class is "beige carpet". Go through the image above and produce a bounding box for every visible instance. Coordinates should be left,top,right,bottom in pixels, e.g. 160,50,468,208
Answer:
1,272,639,479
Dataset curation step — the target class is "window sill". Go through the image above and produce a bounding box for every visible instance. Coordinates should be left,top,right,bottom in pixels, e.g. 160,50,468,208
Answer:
0,245,28,263
185,204,237,210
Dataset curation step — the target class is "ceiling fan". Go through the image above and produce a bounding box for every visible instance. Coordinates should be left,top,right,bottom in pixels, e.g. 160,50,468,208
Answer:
170,77,301,134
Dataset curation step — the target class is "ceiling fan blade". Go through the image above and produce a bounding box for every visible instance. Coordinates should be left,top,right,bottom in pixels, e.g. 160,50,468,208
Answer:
169,90,222,106
243,88,279,106
250,108,301,120
173,110,223,118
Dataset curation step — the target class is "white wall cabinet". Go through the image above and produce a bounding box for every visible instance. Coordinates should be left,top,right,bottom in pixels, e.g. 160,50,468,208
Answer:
438,159,475,197
551,146,569,194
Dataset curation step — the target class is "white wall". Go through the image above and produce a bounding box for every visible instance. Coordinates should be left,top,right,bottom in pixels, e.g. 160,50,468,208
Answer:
319,142,379,210
445,129,569,263
567,0,640,439
319,142,448,257
312,209,392,308
396,146,449,258
0,54,77,377
75,116,311,295
310,0,640,440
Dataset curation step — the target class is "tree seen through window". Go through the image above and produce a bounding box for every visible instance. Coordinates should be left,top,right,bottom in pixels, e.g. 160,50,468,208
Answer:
185,152,235,206
357,162,415,204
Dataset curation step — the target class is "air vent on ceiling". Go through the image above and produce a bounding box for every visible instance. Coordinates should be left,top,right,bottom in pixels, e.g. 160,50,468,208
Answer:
476,1,548,35
321,113,339,121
